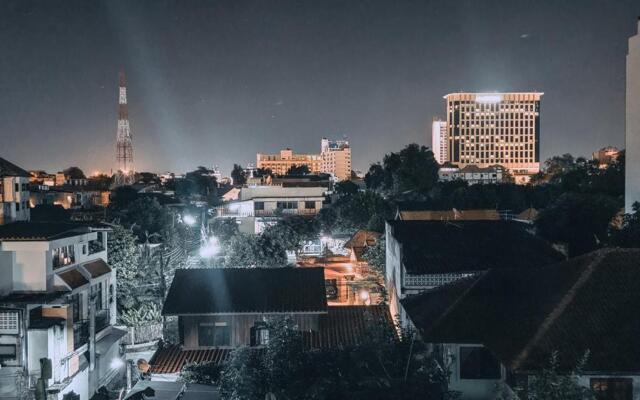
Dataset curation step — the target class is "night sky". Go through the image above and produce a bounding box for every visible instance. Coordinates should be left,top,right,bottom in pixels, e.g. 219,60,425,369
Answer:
1,0,639,175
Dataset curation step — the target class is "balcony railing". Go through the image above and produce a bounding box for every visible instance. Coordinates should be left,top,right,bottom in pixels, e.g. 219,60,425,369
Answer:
73,320,89,350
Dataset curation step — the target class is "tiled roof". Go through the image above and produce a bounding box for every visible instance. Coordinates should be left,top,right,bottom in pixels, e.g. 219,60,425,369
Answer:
344,230,381,249
387,220,564,274
57,268,89,289
306,305,392,348
0,222,90,241
150,346,232,374
83,259,111,278
402,248,640,373
150,305,393,374
162,267,328,315
398,209,500,221
0,157,30,177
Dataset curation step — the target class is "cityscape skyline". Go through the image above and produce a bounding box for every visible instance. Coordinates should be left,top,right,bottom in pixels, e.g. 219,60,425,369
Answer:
1,0,639,175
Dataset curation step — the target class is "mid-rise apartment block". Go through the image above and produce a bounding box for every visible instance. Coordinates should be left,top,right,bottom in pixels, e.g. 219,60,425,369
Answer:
0,158,31,225
257,138,352,181
444,92,542,184
256,149,323,176
0,222,124,399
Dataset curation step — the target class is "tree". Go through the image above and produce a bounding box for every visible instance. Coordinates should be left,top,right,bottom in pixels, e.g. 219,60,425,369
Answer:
536,193,620,257
610,201,640,247
185,167,218,197
124,197,171,241
498,351,595,400
30,204,71,222
224,233,288,268
109,186,140,210
262,216,319,252
362,237,386,276
208,317,453,400
210,218,241,244
231,164,247,186
63,166,86,179
364,163,384,191
335,180,359,196
380,144,439,197
330,191,393,233
286,164,311,175
137,172,161,185
107,225,140,312
88,174,113,190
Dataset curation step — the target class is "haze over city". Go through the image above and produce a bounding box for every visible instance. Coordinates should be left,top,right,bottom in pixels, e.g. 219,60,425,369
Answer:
2,0,639,174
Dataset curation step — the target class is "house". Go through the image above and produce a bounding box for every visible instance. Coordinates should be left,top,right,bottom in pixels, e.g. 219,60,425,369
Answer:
0,222,125,400
385,220,565,327
401,248,640,400
151,267,392,378
0,158,31,225
30,185,110,210
213,186,326,234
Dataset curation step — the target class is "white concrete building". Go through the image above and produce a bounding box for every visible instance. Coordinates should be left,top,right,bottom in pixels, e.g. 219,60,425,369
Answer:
0,158,31,225
0,223,124,400
321,138,352,181
431,119,448,164
214,186,326,234
626,18,640,213
438,164,506,185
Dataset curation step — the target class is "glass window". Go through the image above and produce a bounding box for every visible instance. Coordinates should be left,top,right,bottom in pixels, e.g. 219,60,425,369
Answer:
15,183,19,192
52,245,75,269
459,346,501,379
254,202,265,211
198,322,231,347
0,344,17,365
591,378,633,400
304,201,316,209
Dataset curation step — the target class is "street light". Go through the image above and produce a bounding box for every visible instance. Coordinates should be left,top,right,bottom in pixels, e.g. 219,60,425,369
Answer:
183,214,196,226
199,236,220,259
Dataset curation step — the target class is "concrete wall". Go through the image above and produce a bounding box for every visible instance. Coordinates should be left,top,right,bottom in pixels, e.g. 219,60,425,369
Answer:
181,314,321,348
626,20,640,212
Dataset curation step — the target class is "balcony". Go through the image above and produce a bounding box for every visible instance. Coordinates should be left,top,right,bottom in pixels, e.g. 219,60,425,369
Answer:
73,320,89,350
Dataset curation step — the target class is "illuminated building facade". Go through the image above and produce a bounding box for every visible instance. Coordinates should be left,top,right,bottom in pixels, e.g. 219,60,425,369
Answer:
257,138,352,180
431,119,447,164
444,92,543,184
256,148,323,176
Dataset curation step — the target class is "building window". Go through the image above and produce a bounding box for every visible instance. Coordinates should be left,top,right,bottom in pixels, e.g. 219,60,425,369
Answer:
15,202,20,212
0,311,19,334
0,344,17,366
459,346,501,379
52,245,75,269
198,322,231,347
15,183,19,192
304,201,316,209
82,244,87,255
250,322,270,346
91,283,103,310
276,201,298,210
591,378,633,400
254,202,265,211
71,294,82,322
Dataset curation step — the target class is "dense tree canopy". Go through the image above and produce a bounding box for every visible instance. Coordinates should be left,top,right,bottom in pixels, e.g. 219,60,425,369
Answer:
231,164,247,186
63,166,86,179
182,318,453,400
286,164,311,175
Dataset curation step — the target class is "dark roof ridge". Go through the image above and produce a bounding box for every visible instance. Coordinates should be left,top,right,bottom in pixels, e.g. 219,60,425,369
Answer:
422,271,488,337
511,248,614,369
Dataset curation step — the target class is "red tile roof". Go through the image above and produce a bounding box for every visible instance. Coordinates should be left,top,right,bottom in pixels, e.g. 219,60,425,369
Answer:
150,305,393,374
150,346,232,374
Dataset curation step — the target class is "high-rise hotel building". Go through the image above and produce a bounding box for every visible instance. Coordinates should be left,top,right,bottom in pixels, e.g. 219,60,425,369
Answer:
444,92,543,184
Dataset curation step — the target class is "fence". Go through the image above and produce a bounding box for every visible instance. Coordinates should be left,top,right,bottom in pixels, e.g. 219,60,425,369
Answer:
121,323,163,346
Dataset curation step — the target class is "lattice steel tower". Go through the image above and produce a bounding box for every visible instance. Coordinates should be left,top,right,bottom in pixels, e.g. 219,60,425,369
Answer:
115,71,134,185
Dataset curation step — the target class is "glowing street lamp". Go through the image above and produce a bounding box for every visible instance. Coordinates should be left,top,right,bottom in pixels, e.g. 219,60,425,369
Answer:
183,214,196,226
199,236,220,259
